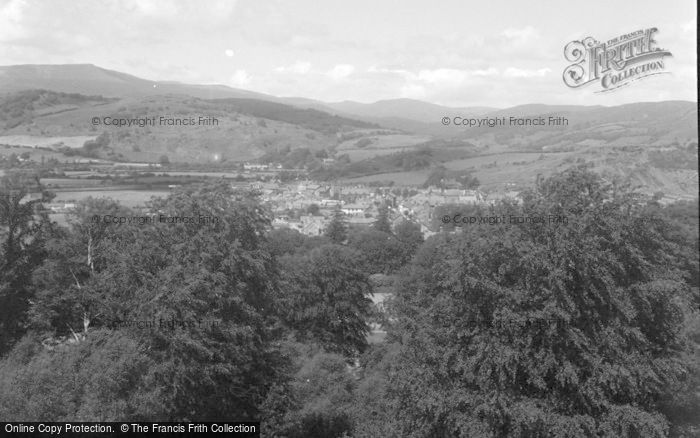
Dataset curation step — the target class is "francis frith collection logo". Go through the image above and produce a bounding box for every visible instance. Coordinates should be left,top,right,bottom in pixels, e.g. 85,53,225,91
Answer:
563,28,672,92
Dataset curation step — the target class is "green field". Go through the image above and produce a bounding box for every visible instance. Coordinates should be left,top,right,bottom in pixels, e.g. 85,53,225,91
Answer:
52,189,170,208
342,169,431,186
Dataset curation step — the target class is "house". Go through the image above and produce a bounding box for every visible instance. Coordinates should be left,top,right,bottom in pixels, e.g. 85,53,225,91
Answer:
243,163,269,171
346,216,374,230
112,162,160,168
299,215,327,236
44,202,77,213
487,190,522,205
320,199,342,207
442,188,464,197
341,203,366,216
391,215,408,230
418,221,437,238
458,190,485,204
271,217,293,229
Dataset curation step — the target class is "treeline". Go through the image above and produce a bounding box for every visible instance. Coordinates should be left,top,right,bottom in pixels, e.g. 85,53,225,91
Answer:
209,98,378,135
0,166,698,437
258,146,332,170
312,148,436,180
648,147,698,170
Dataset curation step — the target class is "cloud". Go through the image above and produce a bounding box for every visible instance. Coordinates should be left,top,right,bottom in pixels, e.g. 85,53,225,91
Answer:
0,0,27,42
681,18,696,34
327,64,355,80
503,67,551,78
275,61,312,74
0,0,238,49
417,68,467,84
230,69,251,87
0,1,694,107
500,26,540,46
399,83,427,99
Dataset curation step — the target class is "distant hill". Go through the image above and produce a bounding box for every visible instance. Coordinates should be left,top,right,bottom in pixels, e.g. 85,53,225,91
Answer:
455,101,699,141
208,98,378,134
0,90,383,163
330,98,493,120
0,64,273,100
0,64,696,198
1,64,495,127
283,97,494,122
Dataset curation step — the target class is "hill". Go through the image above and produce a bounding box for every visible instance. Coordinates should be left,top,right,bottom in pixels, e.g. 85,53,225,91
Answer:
1,64,495,128
0,91,384,163
0,64,696,198
296,98,493,122
0,64,273,100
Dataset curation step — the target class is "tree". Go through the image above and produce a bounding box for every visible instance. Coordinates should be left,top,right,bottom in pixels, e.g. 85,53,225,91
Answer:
0,173,53,354
373,203,392,234
15,183,289,421
158,154,170,165
267,228,308,258
0,330,163,420
260,343,358,438
394,220,424,264
29,197,136,336
423,166,447,189
82,132,110,157
431,203,484,231
307,203,320,216
276,244,372,356
347,228,405,275
324,206,347,244
456,171,479,189
387,166,695,437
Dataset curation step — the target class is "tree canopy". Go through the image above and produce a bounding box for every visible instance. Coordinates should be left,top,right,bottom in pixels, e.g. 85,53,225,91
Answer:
0,167,697,436
387,166,696,437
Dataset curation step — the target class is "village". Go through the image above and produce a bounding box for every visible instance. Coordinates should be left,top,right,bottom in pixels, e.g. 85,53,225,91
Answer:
252,179,522,238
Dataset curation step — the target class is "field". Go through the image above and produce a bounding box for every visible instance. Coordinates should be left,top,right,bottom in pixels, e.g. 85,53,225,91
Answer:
342,169,431,186
52,189,170,208
41,178,111,188
0,144,68,162
0,135,96,148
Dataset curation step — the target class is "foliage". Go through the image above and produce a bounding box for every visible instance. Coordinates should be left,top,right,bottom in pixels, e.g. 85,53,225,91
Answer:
0,167,697,436
393,220,424,262
424,166,480,189
324,207,348,244
347,229,406,275
307,203,320,216
0,172,54,354
312,149,435,180
211,98,377,134
276,245,372,356
373,203,392,234
0,90,110,129
8,183,288,421
0,330,163,421
387,165,696,437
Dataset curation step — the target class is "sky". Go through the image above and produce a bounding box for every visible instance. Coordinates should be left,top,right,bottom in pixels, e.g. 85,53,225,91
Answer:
0,0,696,107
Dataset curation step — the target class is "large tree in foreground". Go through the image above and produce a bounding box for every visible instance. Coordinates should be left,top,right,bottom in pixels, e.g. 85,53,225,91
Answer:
18,183,286,421
277,244,372,356
0,173,53,355
388,166,695,437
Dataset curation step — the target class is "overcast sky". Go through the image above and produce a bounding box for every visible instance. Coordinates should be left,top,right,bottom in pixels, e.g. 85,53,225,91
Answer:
0,0,696,107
